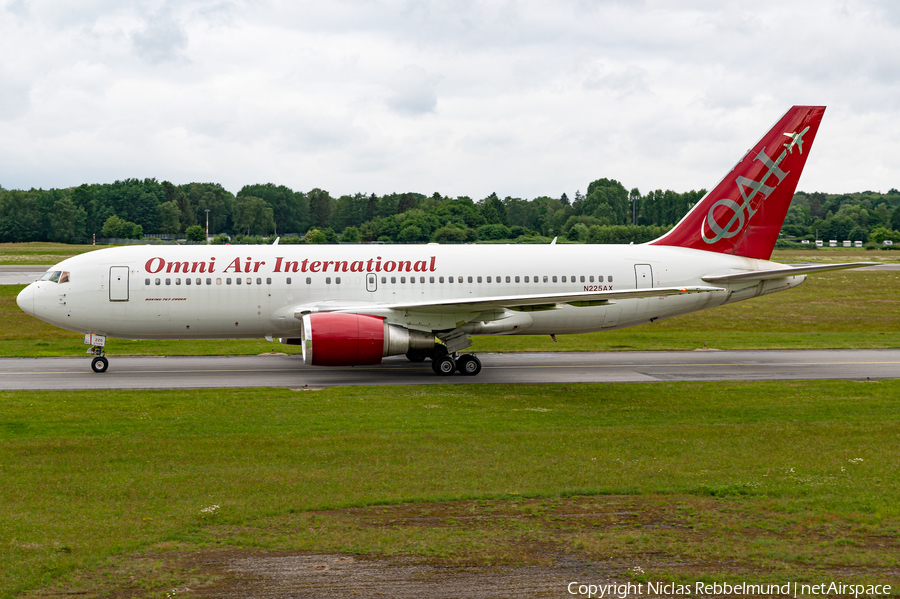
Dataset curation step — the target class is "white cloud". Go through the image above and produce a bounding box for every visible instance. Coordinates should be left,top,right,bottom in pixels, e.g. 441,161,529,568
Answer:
0,0,899,196
386,64,439,115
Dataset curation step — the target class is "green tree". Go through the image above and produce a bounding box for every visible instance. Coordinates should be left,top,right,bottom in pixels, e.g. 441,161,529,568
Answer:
182,183,234,235
0,190,41,242
891,205,900,231
101,215,127,238
238,183,308,234
304,228,327,244
340,226,360,243
232,196,275,236
480,193,508,225
308,188,334,228
156,201,182,235
49,197,87,243
185,225,206,242
477,224,511,240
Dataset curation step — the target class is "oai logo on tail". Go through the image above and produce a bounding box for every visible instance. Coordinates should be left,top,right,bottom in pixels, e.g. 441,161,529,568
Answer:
702,126,810,245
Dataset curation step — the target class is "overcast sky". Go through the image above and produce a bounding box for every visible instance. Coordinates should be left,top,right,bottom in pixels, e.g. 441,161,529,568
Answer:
1,0,898,199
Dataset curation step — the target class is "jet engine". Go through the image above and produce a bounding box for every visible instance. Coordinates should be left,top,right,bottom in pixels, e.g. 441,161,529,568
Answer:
286,313,434,366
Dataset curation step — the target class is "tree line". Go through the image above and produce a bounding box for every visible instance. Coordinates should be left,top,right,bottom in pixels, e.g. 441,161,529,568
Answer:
1,177,899,245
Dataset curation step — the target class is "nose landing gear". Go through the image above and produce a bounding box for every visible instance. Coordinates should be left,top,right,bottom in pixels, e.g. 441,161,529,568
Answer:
85,334,109,373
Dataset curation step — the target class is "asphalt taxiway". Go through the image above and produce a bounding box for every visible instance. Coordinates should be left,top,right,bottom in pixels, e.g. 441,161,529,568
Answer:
1,349,897,390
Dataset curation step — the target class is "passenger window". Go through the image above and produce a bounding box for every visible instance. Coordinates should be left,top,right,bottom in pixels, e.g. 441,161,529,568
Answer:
236,278,242,285
145,278,150,285
381,277,386,283
448,277,453,284
505,276,511,283
439,276,444,283
590,276,594,282
196,278,201,285
580,276,585,282
246,278,251,285
185,278,191,285
401,277,406,283
562,276,567,283
477,276,482,283
266,277,271,284
336,277,341,284
391,277,397,284
176,278,181,285
543,276,548,283
325,277,331,284
207,278,212,285
524,276,529,283
487,276,492,283
514,276,520,283
226,278,232,285
165,278,171,285
608,276,613,282
216,278,222,285
552,276,557,283
430,276,434,283
467,276,473,283
420,277,425,283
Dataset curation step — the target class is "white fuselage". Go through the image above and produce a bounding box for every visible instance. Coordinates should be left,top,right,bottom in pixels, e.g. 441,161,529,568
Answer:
17,243,804,340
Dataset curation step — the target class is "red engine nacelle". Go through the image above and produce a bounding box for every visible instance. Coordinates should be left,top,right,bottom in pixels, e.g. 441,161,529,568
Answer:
300,313,386,366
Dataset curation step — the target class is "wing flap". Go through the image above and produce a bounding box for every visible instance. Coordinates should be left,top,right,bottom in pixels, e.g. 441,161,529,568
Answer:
702,262,879,283
294,286,723,317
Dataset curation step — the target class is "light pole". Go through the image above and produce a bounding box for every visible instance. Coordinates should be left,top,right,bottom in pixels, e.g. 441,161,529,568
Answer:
205,209,210,243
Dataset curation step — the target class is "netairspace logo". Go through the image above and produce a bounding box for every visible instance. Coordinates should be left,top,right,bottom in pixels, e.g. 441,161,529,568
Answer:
566,581,892,598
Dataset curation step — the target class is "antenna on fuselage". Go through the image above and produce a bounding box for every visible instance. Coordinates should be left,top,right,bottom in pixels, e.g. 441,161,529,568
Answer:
551,237,557,245
273,237,280,245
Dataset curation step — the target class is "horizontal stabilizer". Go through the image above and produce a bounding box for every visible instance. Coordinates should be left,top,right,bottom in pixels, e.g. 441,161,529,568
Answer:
701,262,879,283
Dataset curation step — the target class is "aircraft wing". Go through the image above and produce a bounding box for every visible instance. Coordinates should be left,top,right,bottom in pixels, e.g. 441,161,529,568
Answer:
292,285,724,317
701,262,879,283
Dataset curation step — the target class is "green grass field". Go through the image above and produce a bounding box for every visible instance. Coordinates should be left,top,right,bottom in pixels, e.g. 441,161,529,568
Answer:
3,242,899,596
3,268,899,357
2,383,898,597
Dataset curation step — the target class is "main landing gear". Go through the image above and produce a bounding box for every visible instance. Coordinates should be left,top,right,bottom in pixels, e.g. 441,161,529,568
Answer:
431,353,482,376
85,334,109,373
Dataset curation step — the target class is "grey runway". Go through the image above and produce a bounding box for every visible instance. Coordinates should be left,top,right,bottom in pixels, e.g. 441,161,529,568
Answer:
1,349,897,390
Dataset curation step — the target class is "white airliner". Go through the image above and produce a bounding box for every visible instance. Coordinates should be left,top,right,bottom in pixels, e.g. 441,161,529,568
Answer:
17,106,875,376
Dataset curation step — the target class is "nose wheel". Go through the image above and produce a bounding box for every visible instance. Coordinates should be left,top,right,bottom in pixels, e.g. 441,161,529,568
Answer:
91,355,109,373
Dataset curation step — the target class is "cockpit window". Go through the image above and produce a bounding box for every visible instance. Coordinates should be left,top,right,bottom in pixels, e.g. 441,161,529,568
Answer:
41,271,62,283
59,272,70,284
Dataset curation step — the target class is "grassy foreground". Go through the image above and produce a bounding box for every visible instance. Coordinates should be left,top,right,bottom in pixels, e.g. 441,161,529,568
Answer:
3,268,899,357
2,382,899,596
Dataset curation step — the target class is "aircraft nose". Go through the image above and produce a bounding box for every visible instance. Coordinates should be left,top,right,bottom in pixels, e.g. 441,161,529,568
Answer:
16,284,35,316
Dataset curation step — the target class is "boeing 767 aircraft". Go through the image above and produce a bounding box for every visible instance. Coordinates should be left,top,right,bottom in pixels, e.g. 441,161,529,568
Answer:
17,106,874,376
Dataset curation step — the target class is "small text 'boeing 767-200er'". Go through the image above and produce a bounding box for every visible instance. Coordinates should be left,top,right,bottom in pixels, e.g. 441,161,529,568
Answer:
17,106,876,376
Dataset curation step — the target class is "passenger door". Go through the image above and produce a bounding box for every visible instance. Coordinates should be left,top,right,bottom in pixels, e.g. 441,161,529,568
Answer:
109,266,129,301
634,264,653,289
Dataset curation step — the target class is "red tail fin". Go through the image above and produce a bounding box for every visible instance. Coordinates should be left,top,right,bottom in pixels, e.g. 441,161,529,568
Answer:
650,106,825,260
